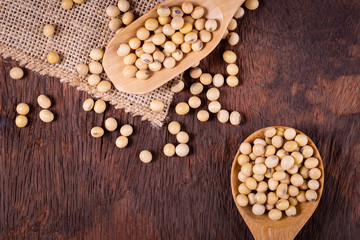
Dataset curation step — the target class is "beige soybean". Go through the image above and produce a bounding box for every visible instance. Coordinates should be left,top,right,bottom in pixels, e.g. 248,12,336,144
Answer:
248,193,256,205
47,52,60,64
238,183,250,195
136,27,150,40
15,115,28,128
190,82,203,95
76,63,88,76
37,95,51,109
120,124,133,137
10,67,24,79
208,101,221,113
105,117,118,131
163,143,176,157
190,67,202,79
172,50,184,61
135,58,148,70
281,155,295,170
245,0,260,10
97,80,112,93
153,51,165,63
16,103,30,115
295,133,308,146
188,96,201,109
122,12,135,25
301,145,314,158
82,98,94,111
285,206,297,217
171,79,185,93
252,204,265,216
191,40,204,51
176,144,190,157
309,168,321,180
175,102,190,115
162,24,175,36
191,7,205,19
118,0,130,12
237,154,250,166
264,127,276,138
168,121,181,135
116,43,131,57
145,18,159,31
227,18,237,31
206,88,220,101
39,110,54,123
239,142,252,155
230,111,241,126
227,64,239,76
149,62,162,71
88,74,101,86
163,57,176,68
158,16,172,25
304,157,319,169
61,0,73,10
217,109,229,123
180,22,193,34
308,179,320,190
283,141,298,152
236,194,249,207
123,53,137,65
268,209,282,220
43,24,55,37
194,18,206,30
136,70,150,80
271,135,283,148
276,199,289,211
199,30,212,43
157,6,170,17
139,150,153,163
205,19,217,32
129,38,141,49
123,65,138,78
223,51,237,63
171,7,184,17
184,15,195,24
152,33,166,45
109,18,122,31
290,173,304,187
200,73,212,85
213,74,225,87
150,100,164,112
181,2,193,14
116,136,128,149
88,61,103,74
226,76,239,87
94,100,106,113
106,5,120,17
176,131,189,144
234,7,245,19
197,110,210,122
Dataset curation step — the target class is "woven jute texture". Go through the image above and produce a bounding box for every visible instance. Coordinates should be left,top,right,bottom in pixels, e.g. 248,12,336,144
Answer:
0,0,178,127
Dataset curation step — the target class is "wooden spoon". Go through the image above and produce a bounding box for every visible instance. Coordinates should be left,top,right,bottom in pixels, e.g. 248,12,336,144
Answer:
230,126,325,240
103,0,245,94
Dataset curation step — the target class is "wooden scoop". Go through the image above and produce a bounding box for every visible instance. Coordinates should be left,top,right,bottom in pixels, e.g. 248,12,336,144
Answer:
230,127,325,240
103,0,245,94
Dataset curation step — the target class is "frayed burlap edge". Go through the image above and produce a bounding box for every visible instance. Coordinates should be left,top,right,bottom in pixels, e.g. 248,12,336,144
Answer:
0,43,177,127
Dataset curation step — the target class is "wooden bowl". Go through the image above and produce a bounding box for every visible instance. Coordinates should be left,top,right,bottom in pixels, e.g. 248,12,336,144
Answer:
230,126,325,240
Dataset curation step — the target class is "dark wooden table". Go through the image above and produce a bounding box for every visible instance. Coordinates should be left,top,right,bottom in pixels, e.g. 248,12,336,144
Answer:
1,0,359,239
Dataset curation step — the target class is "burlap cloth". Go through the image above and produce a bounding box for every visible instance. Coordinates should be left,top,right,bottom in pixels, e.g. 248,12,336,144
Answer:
0,0,179,127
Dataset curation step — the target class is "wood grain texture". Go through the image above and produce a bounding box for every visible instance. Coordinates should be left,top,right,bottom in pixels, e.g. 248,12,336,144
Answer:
0,0,359,239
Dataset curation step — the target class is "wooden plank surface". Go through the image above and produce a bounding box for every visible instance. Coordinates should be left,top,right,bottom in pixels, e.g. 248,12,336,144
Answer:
0,0,359,239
